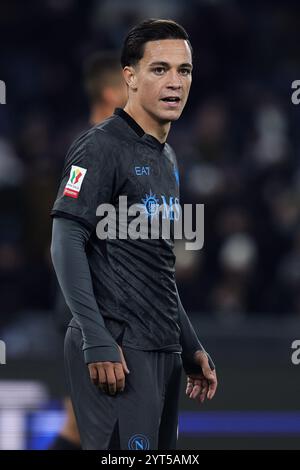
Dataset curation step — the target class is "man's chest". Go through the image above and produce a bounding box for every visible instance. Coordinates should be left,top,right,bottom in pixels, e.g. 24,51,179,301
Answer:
118,145,180,219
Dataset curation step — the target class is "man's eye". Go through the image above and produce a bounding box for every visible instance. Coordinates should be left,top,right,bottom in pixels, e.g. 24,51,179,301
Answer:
153,67,165,75
180,69,191,76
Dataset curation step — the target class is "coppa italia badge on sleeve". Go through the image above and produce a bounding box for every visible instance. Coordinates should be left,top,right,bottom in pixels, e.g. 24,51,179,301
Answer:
64,165,87,198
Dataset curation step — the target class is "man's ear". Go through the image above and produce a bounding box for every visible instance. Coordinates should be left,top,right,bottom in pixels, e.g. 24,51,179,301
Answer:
123,66,138,90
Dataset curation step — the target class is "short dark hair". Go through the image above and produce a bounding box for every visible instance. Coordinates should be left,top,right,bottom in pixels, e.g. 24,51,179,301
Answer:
121,19,192,68
83,51,122,104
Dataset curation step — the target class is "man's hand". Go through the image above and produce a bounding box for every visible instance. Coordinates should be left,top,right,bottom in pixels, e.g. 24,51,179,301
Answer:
88,346,130,395
185,350,218,403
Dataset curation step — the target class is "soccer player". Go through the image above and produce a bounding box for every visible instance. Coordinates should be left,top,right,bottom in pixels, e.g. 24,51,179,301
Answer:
50,19,218,450
49,52,127,450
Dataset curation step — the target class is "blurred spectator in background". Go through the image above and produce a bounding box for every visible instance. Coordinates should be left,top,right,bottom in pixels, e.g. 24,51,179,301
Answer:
48,50,127,450
84,51,127,126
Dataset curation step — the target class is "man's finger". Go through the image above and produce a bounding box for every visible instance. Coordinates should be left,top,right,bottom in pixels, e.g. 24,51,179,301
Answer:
207,374,218,400
186,379,193,395
189,379,202,399
201,363,218,399
88,364,98,385
105,364,117,395
190,384,202,399
114,363,125,392
199,379,208,403
97,365,107,393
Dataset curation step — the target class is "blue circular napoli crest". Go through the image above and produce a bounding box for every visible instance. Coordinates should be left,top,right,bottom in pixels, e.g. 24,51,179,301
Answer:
128,434,150,450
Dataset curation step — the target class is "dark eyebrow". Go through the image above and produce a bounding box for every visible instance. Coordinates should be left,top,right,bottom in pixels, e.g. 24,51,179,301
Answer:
149,61,193,70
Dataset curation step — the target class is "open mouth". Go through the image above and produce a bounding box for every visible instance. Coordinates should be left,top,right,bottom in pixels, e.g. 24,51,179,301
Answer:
161,97,181,103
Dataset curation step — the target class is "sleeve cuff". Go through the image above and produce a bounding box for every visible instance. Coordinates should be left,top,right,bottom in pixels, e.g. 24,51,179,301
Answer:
182,348,215,374
83,344,121,364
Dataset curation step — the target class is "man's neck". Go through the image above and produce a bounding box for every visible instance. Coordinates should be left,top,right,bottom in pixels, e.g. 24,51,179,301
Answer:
124,102,170,144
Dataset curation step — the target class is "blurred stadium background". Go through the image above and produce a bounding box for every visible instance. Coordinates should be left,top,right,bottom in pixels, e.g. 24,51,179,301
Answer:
0,0,300,450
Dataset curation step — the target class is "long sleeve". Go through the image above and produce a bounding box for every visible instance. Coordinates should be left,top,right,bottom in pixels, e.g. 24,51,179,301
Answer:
50,217,121,364
176,284,215,374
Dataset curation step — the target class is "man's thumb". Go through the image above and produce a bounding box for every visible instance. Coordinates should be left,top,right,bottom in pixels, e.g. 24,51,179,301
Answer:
122,357,130,374
118,346,130,374
202,364,214,380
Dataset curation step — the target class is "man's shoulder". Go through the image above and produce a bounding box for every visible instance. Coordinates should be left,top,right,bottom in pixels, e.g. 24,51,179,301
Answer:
66,116,123,160
94,113,134,147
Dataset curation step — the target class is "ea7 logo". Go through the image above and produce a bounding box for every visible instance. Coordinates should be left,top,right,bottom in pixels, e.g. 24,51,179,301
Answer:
0,80,6,104
135,166,150,176
291,340,300,365
0,340,6,364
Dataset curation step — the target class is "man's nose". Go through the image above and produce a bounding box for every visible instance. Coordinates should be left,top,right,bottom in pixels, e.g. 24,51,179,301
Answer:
166,71,182,89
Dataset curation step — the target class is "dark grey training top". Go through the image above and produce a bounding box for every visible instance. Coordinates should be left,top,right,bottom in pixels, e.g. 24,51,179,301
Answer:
51,108,214,373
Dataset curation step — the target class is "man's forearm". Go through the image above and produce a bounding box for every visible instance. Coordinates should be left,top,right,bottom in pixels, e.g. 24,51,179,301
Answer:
176,284,215,372
51,217,121,364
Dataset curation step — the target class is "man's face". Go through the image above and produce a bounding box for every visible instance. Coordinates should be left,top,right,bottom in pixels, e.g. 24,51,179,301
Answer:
130,39,192,123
